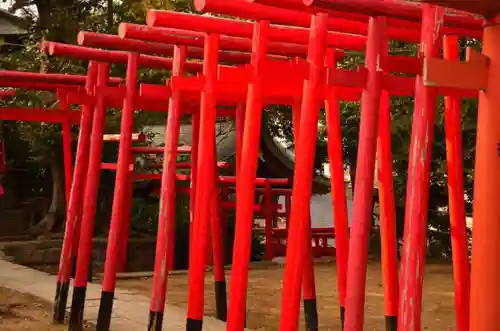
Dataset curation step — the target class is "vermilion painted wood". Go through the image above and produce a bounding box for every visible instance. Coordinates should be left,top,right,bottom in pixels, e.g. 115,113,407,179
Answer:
420,0,500,17
45,41,203,72
218,176,289,186
227,21,270,331
377,90,400,322
131,146,192,154
97,54,140,331
398,6,444,331
279,14,328,331
470,23,500,331
148,46,186,330
324,55,350,323
64,88,168,112
423,56,488,90
67,85,236,115
344,16,385,331
197,0,482,42
69,63,109,330
53,62,98,324
197,0,368,36
290,91,318,329
186,33,221,329
56,90,74,207
0,89,16,98
375,22,399,330
325,93,351,303
119,23,309,58
102,132,146,142
147,9,367,51
133,172,189,181
235,103,244,179
304,0,484,30
0,107,81,123
0,69,121,85
208,138,228,321
190,111,200,231
0,81,83,90
443,34,470,331
78,31,175,55
78,31,254,65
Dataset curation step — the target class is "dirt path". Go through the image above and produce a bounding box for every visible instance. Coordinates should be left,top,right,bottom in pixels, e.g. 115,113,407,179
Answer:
119,262,457,331
0,286,71,331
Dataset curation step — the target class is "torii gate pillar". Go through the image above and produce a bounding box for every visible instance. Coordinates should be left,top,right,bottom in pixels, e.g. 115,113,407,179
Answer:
470,23,500,331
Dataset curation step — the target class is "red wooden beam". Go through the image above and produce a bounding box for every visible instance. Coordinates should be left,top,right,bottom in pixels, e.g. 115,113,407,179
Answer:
0,107,81,123
0,80,84,91
218,176,290,186
147,9,368,51
304,0,484,30
195,0,423,43
119,23,310,57
65,88,171,111
240,0,482,39
78,31,256,65
420,0,500,18
131,146,193,154
45,41,203,72
103,132,147,142
0,89,16,99
0,69,121,85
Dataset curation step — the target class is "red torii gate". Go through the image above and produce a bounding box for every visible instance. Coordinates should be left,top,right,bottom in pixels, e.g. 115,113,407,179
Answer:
4,0,496,331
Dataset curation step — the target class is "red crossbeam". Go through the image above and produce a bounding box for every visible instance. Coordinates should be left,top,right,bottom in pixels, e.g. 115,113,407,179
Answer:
147,10,368,51
0,70,121,85
0,107,81,123
78,31,258,65
45,41,204,72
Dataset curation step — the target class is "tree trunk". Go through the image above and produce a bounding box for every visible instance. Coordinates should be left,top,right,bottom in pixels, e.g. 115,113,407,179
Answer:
29,159,65,237
107,0,113,31
346,146,357,196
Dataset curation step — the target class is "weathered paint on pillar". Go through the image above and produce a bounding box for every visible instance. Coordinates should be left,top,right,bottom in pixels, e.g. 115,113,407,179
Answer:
398,6,444,331
344,16,384,331
227,21,269,331
443,34,470,331
278,13,328,331
470,22,500,331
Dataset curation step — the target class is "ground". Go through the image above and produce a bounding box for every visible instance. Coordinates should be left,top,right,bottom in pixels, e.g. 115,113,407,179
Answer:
0,286,82,331
0,286,61,331
119,261,457,331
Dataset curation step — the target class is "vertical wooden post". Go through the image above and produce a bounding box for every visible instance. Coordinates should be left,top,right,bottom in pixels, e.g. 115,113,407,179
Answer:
58,90,74,207
325,48,350,328
344,16,384,331
235,103,245,177
210,149,228,321
293,95,318,331
470,23,500,331
278,13,328,331
325,91,349,328
376,19,399,331
398,6,443,331
148,45,186,331
53,62,97,324
264,180,274,260
186,34,220,331
69,63,110,331
97,53,139,331
227,21,269,331
443,35,470,331
377,89,399,331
